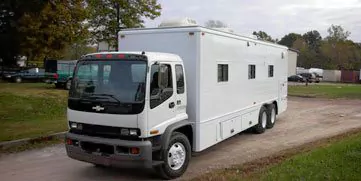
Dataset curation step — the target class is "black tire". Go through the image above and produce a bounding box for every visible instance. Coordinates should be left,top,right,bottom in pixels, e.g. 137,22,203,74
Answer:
55,83,62,89
93,164,107,168
266,104,276,129
253,106,267,134
155,132,191,180
65,79,71,90
14,76,22,83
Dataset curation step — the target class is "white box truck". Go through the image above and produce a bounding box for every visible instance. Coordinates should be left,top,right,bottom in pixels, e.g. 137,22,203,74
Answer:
65,21,288,179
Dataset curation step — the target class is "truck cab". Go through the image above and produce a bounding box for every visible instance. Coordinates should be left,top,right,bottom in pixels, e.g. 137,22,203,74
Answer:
65,52,192,179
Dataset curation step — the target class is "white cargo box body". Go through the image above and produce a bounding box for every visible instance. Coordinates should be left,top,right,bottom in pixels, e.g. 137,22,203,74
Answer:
119,26,288,151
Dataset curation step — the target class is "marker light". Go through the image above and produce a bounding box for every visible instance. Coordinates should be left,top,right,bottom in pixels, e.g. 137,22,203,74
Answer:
118,54,125,59
130,147,140,154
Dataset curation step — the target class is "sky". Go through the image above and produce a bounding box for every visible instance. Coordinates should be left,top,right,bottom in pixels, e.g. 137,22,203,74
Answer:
144,0,361,42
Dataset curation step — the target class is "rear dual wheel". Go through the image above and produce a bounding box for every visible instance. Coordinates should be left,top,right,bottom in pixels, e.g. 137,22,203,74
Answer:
253,104,277,134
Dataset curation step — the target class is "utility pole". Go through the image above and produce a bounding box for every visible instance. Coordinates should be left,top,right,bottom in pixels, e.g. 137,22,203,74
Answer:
115,2,120,51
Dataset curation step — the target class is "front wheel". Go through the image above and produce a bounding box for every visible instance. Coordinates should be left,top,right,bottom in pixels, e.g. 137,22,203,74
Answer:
155,132,191,180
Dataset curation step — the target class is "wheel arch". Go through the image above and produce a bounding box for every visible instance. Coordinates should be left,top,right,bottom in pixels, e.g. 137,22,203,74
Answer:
272,101,278,115
160,120,193,152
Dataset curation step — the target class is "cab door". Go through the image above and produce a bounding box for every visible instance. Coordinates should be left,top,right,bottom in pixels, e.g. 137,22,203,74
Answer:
174,64,187,119
147,62,177,134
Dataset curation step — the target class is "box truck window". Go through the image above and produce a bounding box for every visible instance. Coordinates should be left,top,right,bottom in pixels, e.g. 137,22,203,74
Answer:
217,64,229,82
248,65,256,79
175,65,185,94
268,65,274,77
150,64,173,109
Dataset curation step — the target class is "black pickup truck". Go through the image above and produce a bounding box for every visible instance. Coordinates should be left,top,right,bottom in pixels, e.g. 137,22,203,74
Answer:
2,67,45,83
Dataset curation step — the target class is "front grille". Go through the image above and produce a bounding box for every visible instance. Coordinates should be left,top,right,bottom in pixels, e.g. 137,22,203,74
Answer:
70,123,141,141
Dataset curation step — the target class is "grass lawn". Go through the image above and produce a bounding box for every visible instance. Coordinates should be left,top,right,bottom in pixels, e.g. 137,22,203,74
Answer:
194,130,361,181
288,83,361,99
0,83,68,142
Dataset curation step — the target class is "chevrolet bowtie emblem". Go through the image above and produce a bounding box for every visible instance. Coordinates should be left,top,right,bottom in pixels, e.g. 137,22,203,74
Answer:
92,105,105,112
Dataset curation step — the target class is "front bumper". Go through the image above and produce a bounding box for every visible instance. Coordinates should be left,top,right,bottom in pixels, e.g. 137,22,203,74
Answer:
65,132,153,168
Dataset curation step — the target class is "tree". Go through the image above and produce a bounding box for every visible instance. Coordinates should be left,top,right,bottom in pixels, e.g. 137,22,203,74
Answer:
326,24,351,42
0,0,45,66
17,0,88,66
278,33,302,48
302,30,322,51
63,42,97,60
87,0,161,48
204,20,228,28
252,31,275,42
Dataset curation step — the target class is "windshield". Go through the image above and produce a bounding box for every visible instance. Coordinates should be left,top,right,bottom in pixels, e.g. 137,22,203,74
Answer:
69,60,147,103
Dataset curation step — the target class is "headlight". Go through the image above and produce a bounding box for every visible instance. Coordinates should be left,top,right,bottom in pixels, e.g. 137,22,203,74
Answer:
129,129,138,136
70,122,78,129
120,128,138,136
70,122,82,130
120,128,130,136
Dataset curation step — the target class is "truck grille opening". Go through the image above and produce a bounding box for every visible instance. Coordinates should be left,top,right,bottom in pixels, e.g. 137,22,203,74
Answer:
81,142,114,155
70,123,141,141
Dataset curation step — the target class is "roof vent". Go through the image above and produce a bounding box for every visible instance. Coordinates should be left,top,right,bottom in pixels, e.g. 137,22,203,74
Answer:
159,18,198,27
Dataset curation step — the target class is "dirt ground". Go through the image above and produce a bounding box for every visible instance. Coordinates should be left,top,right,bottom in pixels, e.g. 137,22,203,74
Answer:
1,97,361,181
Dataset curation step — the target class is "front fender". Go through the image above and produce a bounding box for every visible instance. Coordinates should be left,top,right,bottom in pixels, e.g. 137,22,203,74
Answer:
160,120,192,151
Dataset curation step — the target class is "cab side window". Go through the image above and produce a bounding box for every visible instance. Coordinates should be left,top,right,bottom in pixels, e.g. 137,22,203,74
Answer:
175,65,185,94
150,64,173,109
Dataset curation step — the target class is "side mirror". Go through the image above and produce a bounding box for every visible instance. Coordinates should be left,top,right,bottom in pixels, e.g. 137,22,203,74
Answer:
158,64,169,89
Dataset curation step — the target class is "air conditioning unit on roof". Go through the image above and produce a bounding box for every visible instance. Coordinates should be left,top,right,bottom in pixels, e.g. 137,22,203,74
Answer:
158,18,198,27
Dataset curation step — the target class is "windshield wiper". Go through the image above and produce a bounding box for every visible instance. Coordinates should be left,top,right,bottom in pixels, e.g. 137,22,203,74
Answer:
88,94,121,104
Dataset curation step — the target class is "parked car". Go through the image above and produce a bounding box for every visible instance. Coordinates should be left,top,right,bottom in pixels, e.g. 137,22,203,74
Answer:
298,73,320,83
288,75,306,82
2,67,45,83
44,59,77,90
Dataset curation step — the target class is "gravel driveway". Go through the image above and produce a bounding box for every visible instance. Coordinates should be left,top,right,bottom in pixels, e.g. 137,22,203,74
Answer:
1,97,361,181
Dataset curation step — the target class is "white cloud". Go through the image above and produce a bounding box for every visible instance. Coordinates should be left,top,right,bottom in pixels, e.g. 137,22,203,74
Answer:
144,0,361,42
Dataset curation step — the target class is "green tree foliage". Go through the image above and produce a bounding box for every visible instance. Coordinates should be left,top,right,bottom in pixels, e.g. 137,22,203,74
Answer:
303,30,322,51
326,24,351,42
0,0,45,66
63,42,97,60
1,0,161,66
291,25,361,70
278,33,302,48
18,0,88,66
87,0,161,47
252,31,276,42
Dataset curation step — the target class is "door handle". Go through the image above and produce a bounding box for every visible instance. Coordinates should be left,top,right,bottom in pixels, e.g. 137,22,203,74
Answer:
169,102,175,109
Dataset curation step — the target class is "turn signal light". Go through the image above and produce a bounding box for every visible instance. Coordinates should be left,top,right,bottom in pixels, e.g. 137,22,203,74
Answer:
130,147,140,154
150,130,159,135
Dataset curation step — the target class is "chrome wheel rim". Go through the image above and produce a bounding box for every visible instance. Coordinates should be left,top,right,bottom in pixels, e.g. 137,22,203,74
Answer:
262,112,267,128
167,142,186,170
271,108,276,124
